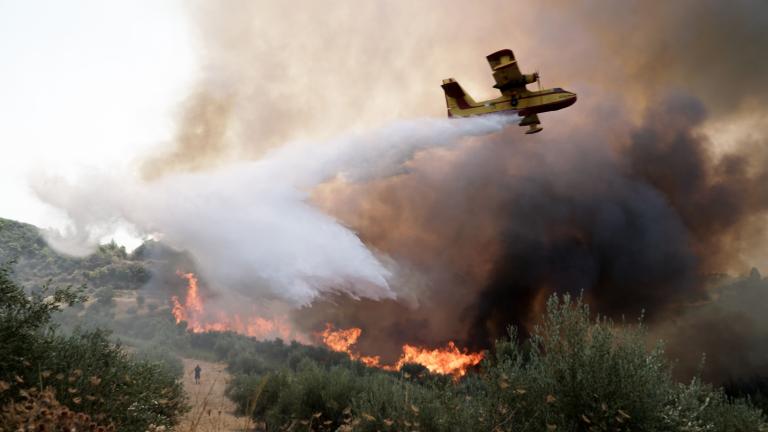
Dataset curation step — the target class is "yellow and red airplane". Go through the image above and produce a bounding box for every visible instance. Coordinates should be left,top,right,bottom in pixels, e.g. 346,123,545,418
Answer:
441,49,576,134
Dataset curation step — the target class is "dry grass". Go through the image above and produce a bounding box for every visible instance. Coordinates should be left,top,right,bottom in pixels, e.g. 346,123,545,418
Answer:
0,386,114,431
178,358,252,432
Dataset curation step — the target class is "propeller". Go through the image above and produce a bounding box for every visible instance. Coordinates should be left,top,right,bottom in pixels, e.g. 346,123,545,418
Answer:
536,70,542,92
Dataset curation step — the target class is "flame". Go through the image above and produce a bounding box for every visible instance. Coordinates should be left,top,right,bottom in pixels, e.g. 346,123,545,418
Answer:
395,342,484,377
178,271,203,313
171,271,307,342
171,271,201,324
319,324,382,366
319,324,362,352
318,324,483,377
171,273,483,376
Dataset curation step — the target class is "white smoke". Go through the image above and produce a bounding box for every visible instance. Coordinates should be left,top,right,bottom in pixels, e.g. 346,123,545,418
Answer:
32,115,513,305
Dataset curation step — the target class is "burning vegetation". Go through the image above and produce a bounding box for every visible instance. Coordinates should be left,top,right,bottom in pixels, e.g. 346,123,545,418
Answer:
319,324,484,377
172,271,483,377
170,271,303,342
4,218,768,430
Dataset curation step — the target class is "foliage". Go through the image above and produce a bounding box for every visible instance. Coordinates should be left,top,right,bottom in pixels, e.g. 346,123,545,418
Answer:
0,387,114,431
94,287,115,307
135,344,186,379
726,376,768,418
0,262,83,388
3,216,767,431
0,217,151,292
481,294,672,431
223,294,767,432
39,331,186,431
0,262,187,431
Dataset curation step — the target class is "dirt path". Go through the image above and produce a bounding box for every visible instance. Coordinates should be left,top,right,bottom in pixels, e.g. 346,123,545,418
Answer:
176,358,253,432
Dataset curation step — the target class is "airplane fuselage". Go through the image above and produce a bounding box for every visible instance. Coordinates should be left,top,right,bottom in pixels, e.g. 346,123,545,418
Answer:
447,87,577,118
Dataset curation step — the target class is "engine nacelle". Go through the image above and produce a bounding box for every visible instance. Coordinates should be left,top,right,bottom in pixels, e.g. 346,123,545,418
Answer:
521,73,539,85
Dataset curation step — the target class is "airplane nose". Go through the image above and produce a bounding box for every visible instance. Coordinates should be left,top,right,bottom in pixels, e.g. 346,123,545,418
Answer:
568,92,577,106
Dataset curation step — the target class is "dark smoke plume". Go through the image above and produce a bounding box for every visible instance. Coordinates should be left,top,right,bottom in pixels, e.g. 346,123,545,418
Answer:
626,95,768,269
471,93,768,346
132,0,768,381
549,0,768,116
308,92,768,372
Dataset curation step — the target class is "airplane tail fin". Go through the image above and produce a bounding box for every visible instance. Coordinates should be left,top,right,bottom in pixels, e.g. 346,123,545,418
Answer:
441,78,479,116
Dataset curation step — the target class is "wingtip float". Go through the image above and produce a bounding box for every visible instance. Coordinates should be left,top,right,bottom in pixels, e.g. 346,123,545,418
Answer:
441,48,577,134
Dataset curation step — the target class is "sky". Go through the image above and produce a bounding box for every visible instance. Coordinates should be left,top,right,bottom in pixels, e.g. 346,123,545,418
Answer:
0,0,195,246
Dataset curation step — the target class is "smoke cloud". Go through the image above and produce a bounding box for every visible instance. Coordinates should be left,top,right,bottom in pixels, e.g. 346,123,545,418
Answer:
33,116,512,306
299,91,768,368
140,0,768,179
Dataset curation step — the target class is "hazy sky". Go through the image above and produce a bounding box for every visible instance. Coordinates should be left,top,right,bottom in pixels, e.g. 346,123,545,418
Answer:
0,0,195,244
2,0,766,258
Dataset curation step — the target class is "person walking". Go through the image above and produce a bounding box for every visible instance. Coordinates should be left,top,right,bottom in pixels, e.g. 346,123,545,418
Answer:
193,364,202,384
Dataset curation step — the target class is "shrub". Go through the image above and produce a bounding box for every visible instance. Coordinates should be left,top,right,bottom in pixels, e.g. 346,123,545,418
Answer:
0,387,114,431
36,330,186,430
223,293,767,432
475,294,767,431
0,263,188,431
94,287,115,307
135,344,185,379
227,372,289,418
488,294,673,431
227,359,359,430
0,263,83,399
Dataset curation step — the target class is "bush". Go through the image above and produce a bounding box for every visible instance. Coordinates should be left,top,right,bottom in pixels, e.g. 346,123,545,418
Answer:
0,263,188,431
135,344,185,379
36,330,186,431
0,387,114,431
255,359,364,431
227,372,289,418
0,263,82,395
94,287,115,307
224,294,767,432
482,294,672,431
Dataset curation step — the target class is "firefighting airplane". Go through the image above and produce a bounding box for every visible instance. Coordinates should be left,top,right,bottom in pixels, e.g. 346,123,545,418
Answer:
441,49,577,134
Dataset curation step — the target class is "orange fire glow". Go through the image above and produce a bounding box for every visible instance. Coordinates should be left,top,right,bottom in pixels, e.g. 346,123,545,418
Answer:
171,271,202,324
171,272,483,376
318,324,483,377
395,342,485,376
319,324,383,367
171,271,306,342
319,324,362,352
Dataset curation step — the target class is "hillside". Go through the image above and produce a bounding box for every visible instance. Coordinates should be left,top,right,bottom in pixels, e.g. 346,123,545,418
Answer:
2,215,768,430
0,217,199,296
0,217,149,289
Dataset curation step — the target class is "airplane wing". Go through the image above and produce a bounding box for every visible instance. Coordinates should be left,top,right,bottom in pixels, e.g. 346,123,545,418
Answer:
486,49,527,95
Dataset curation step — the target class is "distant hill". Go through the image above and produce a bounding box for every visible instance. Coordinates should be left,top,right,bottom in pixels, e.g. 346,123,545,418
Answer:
0,216,193,293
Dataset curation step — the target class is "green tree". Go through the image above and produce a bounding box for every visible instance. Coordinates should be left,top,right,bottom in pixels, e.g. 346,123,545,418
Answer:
94,287,115,307
0,263,188,431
